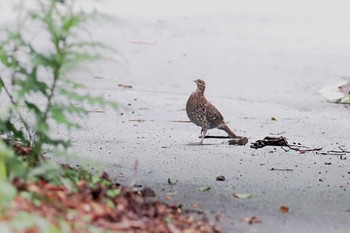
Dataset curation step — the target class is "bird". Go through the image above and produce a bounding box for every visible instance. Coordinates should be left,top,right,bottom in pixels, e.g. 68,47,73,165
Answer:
186,79,241,144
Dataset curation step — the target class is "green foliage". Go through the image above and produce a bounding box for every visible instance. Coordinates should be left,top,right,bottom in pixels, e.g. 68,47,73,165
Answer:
0,211,104,233
0,141,19,210
0,0,117,167
0,181,17,211
345,94,350,103
0,140,27,180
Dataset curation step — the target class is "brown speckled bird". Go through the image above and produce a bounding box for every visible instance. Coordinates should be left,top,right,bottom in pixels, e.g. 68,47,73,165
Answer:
186,79,239,144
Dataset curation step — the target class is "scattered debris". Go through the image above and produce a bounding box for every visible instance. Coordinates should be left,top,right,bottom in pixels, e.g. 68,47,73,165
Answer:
88,109,105,113
269,168,293,172
216,176,225,181
167,178,178,186
233,193,254,199
241,216,261,224
324,162,332,165
192,135,248,145
118,84,133,89
280,206,289,213
129,119,146,123
251,136,288,148
251,136,322,153
316,146,350,159
198,186,211,192
271,117,277,121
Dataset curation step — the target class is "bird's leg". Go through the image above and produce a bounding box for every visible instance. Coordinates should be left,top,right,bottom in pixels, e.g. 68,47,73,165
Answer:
199,128,208,144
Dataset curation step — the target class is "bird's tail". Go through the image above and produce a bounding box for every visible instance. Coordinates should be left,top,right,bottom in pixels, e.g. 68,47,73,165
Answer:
218,123,237,138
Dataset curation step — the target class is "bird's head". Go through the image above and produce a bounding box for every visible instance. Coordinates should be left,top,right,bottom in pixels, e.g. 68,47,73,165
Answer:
194,79,206,92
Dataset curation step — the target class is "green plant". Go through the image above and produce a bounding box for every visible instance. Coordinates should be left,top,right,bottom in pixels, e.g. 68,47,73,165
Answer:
0,0,116,167
0,141,19,210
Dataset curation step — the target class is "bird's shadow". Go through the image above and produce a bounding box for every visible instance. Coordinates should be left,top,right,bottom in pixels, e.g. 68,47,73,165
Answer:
186,142,221,146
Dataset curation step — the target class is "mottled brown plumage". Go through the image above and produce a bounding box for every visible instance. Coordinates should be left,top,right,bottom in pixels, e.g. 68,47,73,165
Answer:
186,79,238,144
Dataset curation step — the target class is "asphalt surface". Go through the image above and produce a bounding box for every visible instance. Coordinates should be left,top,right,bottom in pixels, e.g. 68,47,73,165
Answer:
2,1,350,232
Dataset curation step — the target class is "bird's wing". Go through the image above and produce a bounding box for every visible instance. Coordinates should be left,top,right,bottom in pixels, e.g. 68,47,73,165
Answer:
206,102,224,127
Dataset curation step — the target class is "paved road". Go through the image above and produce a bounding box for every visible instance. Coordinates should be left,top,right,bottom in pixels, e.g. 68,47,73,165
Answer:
2,1,350,232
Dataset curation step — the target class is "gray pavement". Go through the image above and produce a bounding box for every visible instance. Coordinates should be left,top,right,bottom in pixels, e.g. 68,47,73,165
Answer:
2,1,350,232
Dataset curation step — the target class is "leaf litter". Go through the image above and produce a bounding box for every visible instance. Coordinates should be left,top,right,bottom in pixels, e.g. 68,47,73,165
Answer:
2,166,220,233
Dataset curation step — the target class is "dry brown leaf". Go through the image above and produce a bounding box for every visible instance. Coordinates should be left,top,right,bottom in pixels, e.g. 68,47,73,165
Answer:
280,205,289,213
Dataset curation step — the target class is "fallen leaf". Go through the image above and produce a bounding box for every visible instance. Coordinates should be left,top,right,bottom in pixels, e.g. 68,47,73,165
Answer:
280,205,289,213
241,216,261,224
198,186,211,192
233,193,254,199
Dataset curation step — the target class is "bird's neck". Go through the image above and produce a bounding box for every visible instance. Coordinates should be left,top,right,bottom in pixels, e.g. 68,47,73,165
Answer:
196,87,205,95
